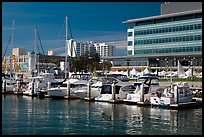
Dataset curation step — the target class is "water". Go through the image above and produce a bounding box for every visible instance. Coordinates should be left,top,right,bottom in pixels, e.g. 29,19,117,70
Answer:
2,95,202,135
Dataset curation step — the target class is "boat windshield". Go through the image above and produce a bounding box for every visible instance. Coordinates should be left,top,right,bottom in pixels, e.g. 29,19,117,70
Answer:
137,77,159,85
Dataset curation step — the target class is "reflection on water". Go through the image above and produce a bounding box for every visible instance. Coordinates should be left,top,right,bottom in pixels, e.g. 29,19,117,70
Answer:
2,95,202,135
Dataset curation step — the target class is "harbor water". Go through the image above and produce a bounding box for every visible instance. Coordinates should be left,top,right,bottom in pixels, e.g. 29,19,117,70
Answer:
2,95,202,135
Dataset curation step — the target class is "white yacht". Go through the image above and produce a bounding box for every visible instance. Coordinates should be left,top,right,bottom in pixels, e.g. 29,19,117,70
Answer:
123,74,163,104
150,82,193,107
23,72,60,96
94,82,135,102
74,80,102,99
74,76,123,99
46,79,83,98
2,77,16,94
47,73,92,98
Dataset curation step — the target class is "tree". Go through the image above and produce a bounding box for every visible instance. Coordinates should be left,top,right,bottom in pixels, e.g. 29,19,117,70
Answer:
71,51,101,73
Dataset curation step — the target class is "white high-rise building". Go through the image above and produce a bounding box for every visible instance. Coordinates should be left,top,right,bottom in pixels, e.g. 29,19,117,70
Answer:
75,41,96,57
94,43,115,57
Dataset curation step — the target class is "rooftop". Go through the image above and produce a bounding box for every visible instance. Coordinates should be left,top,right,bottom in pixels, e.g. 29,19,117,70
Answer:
122,9,202,24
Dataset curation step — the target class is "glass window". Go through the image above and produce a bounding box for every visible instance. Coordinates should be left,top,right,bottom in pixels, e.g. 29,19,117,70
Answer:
128,41,133,46
165,28,169,33
189,25,194,30
144,40,147,44
169,37,172,43
128,32,133,36
128,50,132,55
169,27,172,32
144,30,147,35
149,39,152,44
179,26,183,31
190,36,194,41
146,30,149,35
175,26,179,31
198,35,201,40
197,24,202,29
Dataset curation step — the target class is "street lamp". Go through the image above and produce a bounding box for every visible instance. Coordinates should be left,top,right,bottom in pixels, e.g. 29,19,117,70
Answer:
165,57,168,71
173,58,176,67
156,58,159,67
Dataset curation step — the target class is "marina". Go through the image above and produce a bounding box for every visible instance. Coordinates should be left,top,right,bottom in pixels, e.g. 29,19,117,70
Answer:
2,2,202,135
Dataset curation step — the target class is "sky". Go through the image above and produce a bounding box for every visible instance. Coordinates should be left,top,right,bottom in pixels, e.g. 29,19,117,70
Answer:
2,2,162,56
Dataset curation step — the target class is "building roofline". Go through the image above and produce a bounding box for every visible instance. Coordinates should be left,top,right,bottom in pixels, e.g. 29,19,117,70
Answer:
122,9,202,24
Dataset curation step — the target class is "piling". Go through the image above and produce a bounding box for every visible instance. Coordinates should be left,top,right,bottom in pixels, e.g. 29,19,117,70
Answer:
3,80,6,93
47,81,51,89
140,83,144,102
17,81,20,93
31,80,35,95
174,85,178,104
84,82,95,101
111,83,116,100
67,80,70,97
87,82,91,98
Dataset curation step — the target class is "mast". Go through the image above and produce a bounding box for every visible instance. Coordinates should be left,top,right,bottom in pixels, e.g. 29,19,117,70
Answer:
10,19,14,78
34,27,37,76
65,16,68,79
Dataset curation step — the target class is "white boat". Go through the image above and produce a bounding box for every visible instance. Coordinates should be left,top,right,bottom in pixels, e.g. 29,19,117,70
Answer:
23,72,60,96
2,77,17,94
46,78,80,98
74,76,123,99
123,74,163,103
95,82,135,102
150,82,193,107
73,80,102,99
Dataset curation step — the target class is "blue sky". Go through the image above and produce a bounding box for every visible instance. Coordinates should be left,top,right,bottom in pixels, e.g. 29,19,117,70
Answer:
2,2,162,56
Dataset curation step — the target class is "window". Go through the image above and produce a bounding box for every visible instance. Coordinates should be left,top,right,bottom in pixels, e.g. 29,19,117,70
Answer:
189,25,194,30
128,41,133,46
128,50,132,55
128,32,133,37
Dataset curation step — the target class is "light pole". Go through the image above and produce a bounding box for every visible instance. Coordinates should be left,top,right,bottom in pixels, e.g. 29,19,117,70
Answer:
165,57,168,71
173,58,176,67
156,58,160,76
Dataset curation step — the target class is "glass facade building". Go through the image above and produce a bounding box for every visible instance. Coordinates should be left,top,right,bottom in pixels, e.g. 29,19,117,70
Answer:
127,12,202,56
102,2,202,71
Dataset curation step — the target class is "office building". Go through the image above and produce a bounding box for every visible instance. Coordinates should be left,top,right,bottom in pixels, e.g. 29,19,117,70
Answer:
103,2,202,71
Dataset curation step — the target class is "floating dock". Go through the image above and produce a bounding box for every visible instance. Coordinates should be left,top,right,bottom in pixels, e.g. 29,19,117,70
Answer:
169,101,202,109
109,99,125,104
83,97,95,101
64,95,80,99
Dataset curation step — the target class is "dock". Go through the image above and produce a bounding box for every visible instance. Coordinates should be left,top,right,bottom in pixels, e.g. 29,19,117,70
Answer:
83,97,95,101
64,95,80,99
169,101,202,109
109,99,125,104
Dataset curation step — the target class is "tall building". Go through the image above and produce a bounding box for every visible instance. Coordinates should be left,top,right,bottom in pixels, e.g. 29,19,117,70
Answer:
94,42,115,57
103,2,202,71
75,41,96,57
